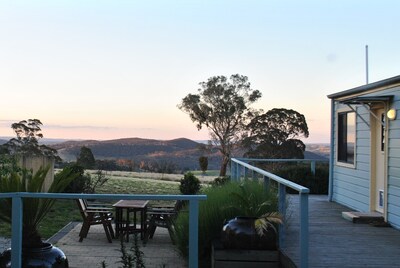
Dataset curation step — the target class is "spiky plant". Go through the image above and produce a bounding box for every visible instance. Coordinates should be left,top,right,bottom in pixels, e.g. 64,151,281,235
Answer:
227,180,283,236
0,165,78,247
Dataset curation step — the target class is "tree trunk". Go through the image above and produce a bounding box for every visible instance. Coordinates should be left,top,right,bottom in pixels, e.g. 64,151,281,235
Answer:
219,156,229,177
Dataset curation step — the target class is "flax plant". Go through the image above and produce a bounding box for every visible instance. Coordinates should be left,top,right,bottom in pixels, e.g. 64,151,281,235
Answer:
0,165,78,247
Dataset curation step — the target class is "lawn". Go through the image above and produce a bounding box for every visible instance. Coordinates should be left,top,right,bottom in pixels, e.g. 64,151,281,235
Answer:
0,174,182,239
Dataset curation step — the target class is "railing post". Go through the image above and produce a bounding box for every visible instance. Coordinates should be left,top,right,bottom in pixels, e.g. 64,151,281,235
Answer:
311,160,316,175
263,175,270,192
189,199,200,268
11,195,23,268
230,159,235,181
278,184,286,249
299,192,309,268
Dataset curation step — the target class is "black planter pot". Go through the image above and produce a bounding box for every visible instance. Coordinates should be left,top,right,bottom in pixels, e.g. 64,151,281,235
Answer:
0,242,68,268
221,216,278,250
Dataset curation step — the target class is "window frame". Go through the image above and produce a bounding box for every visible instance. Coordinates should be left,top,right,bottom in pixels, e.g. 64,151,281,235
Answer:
336,109,356,168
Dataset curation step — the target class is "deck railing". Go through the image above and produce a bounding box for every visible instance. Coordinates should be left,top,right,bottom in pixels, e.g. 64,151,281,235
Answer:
230,158,310,268
0,192,207,268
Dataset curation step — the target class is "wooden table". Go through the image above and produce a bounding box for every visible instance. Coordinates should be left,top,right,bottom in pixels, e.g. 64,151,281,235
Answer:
113,200,149,242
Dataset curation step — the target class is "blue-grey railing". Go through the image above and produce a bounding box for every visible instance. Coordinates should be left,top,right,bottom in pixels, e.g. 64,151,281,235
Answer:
230,158,310,268
0,193,207,268
240,158,329,175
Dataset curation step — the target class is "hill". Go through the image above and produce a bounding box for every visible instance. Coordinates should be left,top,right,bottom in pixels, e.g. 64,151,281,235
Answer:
51,137,330,172
52,137,221,171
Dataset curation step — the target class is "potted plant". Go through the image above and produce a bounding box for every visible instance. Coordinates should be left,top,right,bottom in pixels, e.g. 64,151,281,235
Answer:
220,181,283,250
0,163,78,268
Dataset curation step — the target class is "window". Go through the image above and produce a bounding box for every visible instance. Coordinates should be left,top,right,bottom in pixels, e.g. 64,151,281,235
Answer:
337,111,355,164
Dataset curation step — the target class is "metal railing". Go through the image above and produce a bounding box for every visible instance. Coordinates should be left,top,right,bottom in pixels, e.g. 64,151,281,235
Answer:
239,158,329,175
230,158,310,268
0,192,207,268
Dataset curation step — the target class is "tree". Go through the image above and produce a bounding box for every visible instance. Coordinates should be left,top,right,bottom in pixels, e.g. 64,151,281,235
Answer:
76,146,96,169
0,119,61,161
179,74,262,176
243,108,309,159
199,156,208,174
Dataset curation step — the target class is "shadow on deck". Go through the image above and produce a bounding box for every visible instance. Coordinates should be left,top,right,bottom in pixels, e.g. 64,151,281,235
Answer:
52,223,187,268
283,195,400,268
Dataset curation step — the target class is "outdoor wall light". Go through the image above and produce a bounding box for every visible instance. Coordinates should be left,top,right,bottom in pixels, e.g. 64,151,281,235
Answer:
387,108,397,120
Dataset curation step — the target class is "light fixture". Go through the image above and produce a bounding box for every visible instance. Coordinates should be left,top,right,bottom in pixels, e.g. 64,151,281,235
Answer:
387,108,397,120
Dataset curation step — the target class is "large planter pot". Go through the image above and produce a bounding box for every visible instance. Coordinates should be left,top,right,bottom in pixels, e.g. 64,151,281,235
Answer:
221,216,278,250
0,242,68,268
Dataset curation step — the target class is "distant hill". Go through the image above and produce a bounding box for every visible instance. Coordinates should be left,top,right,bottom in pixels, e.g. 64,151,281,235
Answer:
52,137,221,171
305,143,330,159
50,138,330,171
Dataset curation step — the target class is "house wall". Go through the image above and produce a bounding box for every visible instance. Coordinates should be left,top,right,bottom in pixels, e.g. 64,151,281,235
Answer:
332,103,371,212
387,87,400,229
332,85,400,229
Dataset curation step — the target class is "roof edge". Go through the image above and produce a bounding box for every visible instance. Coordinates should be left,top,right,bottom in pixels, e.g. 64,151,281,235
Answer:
327,74,400,99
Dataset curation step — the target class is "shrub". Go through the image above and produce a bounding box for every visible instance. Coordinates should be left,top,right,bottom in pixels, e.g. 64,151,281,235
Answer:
198,156,208,174
210,176,230,186
274,164,329,194
63,164,109,193
172,180,278,267
179,172,201,195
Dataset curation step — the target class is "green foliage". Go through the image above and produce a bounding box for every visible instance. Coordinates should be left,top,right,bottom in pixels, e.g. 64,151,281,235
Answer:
0,155,21,177
0,165,79,246
102,235,145,268
172,180,278,266
210,176,230,186
198,156,208,173
63,164,109,193
179,172,201,195
179,74,262,176
76,146,96,169
0,119,61,162
244,108,309,159
274,164,329,194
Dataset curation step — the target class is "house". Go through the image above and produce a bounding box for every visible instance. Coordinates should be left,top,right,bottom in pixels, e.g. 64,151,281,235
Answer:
327,75,400,229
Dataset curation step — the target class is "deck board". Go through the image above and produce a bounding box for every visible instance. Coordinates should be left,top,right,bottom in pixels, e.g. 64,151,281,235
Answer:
283,195,400,268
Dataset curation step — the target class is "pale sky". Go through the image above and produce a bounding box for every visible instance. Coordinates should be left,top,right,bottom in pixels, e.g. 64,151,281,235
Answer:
1,0,399,143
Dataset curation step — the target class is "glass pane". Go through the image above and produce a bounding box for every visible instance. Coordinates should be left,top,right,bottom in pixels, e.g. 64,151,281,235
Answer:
346,112,355,164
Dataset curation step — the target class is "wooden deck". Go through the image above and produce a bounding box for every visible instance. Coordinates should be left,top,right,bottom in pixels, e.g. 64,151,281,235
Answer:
283,195,400,267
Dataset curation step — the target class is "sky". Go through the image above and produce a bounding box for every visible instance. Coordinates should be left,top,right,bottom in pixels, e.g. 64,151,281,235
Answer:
1,0,400,143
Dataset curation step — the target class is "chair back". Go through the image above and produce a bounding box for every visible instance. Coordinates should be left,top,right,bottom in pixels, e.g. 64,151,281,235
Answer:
76,199,90,219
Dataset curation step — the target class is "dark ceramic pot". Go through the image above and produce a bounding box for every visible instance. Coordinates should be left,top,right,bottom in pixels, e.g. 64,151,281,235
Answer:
221,216,277,250
0,242,68,268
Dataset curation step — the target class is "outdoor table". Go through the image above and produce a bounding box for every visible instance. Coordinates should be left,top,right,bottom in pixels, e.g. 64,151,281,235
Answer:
113,200,149,242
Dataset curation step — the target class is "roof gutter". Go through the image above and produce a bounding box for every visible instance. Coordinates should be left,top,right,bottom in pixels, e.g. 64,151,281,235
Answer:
327,75,400,100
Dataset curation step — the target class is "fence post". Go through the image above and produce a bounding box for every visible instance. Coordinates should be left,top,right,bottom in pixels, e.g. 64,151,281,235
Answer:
11,195,23,268
278,184,286,249
189,199,200,268
299,192,309,268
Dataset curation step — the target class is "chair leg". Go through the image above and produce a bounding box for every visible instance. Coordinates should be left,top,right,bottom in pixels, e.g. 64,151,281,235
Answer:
108,222,115,239
79,221,90,242
102,222,113,243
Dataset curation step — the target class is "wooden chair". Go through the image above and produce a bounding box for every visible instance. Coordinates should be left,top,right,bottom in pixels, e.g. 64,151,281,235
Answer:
144,200,183,243
76,199,115,243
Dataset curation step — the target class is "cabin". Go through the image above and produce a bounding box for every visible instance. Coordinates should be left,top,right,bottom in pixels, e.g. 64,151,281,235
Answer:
327,75,400,229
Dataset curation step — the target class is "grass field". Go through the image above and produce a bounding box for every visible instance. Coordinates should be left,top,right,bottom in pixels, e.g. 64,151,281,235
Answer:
0,171,209,239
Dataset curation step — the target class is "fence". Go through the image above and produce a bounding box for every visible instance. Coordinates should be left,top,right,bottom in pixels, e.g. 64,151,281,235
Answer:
0,192,207,268
230,158,310,268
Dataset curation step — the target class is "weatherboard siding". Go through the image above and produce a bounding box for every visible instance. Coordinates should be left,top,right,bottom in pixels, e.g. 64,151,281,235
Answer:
331,82,400,230
387,89,400,229
332,102,371,212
